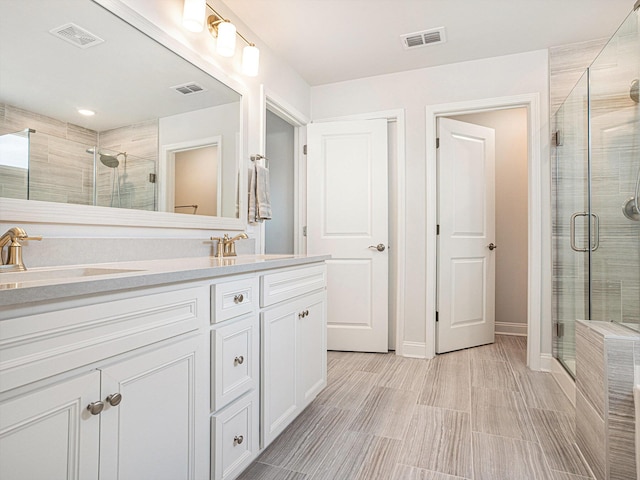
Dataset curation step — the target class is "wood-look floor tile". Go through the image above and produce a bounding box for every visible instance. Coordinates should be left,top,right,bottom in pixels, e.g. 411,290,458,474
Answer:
467,341,509,362
472,432,552,480
529,407,592,477
258,404,351,474
315,370,378,410
516,370,574,413
471,359,519,391
236,462,308,480
347,386,418,439
376,356,430,392
471,387,537,441
418,349,470,412
310,431,401,480
390,464,469,480
401,405,472,478
551,470,592,480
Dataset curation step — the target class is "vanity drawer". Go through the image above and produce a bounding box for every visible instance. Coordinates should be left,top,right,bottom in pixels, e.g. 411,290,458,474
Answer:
261,264,326,307
0,285,207,393
211,314,259,411
212,391,259,480
211,277,259,323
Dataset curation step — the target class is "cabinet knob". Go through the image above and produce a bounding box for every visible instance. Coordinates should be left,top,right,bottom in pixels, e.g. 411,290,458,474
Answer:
87,401,104,415
305,309,309,317
299,310,310,318
233,294,244,304
234,355,245,366
233,435,244,446
106,393,123,407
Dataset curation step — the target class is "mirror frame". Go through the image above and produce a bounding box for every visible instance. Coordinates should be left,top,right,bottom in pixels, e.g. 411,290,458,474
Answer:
1,0,248,231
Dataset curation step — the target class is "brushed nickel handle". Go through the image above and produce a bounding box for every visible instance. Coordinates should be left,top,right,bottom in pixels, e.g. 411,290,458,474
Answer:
233,435,244,446
305,309,309,317
234,294,244,304
106,393,122,407
87,401,104,415
368,243,386,252
234,355,244,366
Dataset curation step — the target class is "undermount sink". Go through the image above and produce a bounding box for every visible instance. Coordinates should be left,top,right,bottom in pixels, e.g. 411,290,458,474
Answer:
0,267,142,284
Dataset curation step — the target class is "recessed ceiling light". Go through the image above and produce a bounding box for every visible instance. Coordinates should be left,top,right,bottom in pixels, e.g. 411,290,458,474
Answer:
78,108,95,116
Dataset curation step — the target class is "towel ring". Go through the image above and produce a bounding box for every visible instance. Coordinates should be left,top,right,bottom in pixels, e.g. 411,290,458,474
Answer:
250,154,269,169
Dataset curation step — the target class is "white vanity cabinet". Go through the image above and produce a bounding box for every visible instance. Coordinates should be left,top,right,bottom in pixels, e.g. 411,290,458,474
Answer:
210,276,260,480
0,284,210,480
260,265,327,448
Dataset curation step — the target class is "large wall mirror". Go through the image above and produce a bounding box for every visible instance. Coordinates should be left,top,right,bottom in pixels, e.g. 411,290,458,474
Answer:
0,0,245,229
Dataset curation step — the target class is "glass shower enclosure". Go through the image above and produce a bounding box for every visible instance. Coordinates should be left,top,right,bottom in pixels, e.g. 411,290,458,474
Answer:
553,5,640,376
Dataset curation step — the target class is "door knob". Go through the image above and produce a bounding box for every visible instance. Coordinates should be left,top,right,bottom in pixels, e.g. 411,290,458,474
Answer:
488,243,497,251
368,243,386,252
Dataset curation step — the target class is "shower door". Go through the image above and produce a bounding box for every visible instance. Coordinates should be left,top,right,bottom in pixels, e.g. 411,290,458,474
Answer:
552,73,590,375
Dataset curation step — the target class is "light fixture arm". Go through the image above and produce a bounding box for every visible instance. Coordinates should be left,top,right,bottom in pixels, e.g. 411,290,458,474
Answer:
205,3,253,46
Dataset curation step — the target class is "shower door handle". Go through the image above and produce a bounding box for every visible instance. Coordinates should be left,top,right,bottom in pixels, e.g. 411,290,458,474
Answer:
570,212,589,252
590,213,599,252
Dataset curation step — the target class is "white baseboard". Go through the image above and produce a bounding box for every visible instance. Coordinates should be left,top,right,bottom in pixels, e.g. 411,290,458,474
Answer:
549,356,576,407
495,321,528,336
401,341,430,359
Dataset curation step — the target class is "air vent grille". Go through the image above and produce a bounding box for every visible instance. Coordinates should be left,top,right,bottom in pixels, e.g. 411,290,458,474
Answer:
171,82,207,95
400,27,446,50
49,23,104,49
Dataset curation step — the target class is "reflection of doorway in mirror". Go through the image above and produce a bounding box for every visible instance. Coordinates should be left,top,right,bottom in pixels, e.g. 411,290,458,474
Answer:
173,145,220,216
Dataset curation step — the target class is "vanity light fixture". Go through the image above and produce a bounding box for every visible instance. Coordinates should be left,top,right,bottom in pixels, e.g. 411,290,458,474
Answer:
182,0,206,32
182,0,260,76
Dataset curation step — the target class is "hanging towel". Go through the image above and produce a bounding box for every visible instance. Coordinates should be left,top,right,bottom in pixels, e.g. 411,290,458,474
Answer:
256,164,272,221
247,163,272,223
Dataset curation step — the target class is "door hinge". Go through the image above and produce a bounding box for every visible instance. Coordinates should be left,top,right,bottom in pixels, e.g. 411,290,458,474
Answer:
436,224,440,235
555,322,565,338
148,173,157,183
436,138,440,149
552,131,562,147
303,226,307,237
303,144,307,155
435,311,439,322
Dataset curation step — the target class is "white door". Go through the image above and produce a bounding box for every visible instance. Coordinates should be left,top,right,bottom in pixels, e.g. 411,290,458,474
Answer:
437,118,496,354
307,120,388,352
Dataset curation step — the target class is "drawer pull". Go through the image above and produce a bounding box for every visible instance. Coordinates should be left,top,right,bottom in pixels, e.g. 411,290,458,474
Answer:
234,355,245,366
233,435,244,446
87,401,104,415
233,294,244,304
298,310,310,318
106,393,123,407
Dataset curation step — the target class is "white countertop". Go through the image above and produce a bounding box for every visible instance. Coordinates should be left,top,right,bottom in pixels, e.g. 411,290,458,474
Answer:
0,254,330,308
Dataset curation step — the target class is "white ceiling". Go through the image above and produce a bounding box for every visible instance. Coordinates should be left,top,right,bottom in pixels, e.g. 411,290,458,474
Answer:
223,0,636,86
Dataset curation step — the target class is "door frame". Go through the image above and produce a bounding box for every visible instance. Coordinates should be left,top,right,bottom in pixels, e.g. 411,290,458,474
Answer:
312,109,406,354
426,93,545,371
259,85,309,255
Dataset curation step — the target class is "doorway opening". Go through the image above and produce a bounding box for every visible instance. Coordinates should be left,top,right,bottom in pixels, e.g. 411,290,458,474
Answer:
426,93,543,370
436,108,529,354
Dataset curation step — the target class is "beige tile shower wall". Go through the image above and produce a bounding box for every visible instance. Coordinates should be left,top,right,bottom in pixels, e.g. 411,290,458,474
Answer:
97,119,158,211
0,103,98,205
549,38,608,115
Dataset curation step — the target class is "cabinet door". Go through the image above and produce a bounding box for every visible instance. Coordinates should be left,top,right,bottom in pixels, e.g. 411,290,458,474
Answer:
0,371,101,480
261,304,297,448
98,335,208,480
296,291,327,408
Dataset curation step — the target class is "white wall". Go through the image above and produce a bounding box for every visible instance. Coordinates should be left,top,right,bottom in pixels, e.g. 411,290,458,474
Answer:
451,108,529,336
311,50,552,357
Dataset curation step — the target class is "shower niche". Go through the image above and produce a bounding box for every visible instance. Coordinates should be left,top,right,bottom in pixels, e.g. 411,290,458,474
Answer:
552,4,640,376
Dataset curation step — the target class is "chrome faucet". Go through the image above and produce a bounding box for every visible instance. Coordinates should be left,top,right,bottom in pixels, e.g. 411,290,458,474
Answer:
210,233,248,258
0,227,42,272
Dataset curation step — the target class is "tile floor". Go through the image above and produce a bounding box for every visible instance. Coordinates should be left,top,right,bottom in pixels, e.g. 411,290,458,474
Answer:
238,335,592,480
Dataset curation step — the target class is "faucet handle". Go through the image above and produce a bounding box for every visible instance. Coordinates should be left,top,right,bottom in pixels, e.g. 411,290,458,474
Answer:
210,237,224,258
21,236,43,242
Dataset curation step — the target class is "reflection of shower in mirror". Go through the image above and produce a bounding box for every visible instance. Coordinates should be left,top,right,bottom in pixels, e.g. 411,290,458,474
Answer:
622,81,640,220
87,148,127,208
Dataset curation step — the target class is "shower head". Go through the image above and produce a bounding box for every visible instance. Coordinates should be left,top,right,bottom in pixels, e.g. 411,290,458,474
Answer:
100,154,120,168
631,79,639,104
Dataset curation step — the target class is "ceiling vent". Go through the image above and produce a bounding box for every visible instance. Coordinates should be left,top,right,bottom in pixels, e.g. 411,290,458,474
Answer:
49,23,104,49
171,82,208,95
400,27,446,50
